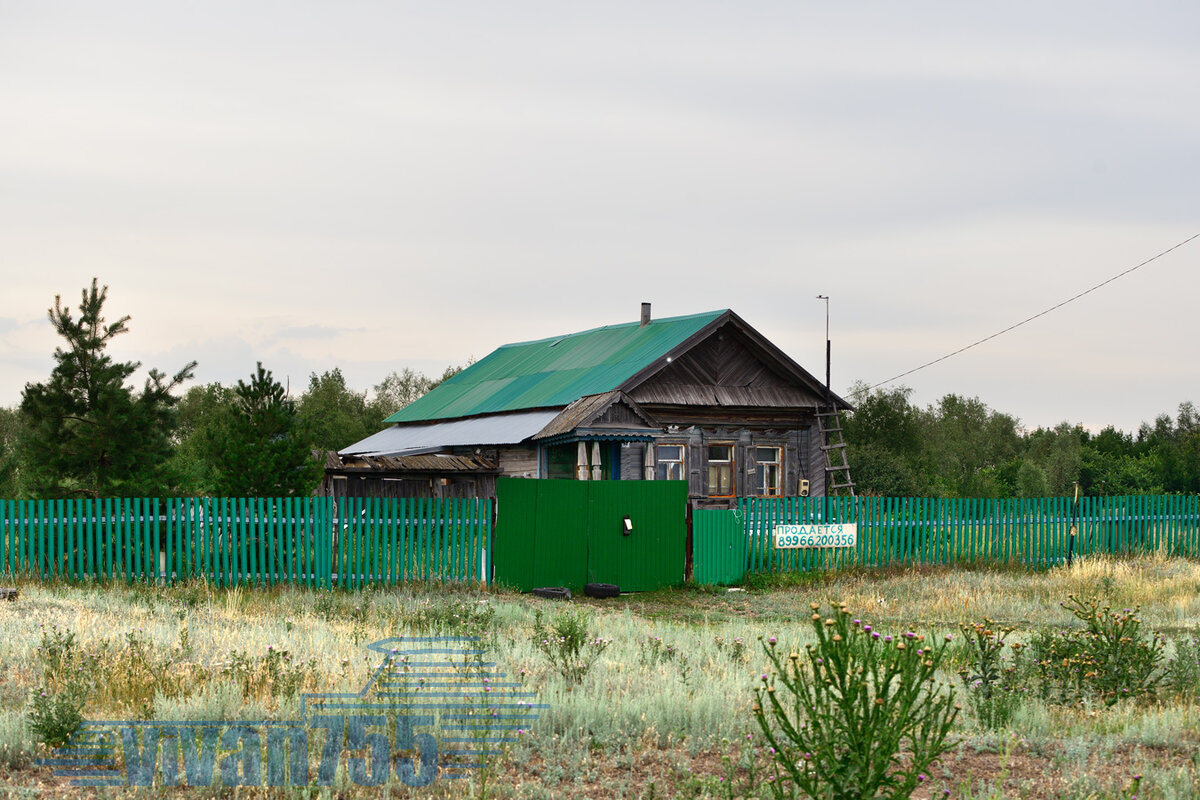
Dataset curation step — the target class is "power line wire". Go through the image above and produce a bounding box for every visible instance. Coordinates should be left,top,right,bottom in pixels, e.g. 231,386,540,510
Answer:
868,231,1200,391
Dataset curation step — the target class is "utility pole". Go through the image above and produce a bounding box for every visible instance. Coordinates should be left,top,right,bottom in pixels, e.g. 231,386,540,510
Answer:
814,294,855,497
816,295,830,405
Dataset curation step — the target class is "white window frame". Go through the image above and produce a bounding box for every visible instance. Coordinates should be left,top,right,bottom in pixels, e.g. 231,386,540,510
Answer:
754,446,783,496
655,443,686,481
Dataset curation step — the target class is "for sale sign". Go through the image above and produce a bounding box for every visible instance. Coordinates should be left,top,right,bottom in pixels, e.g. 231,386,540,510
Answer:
773,523,857,549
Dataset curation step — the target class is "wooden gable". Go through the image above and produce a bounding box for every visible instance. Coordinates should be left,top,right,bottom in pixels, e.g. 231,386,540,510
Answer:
532,391,660,442
626,321,827,408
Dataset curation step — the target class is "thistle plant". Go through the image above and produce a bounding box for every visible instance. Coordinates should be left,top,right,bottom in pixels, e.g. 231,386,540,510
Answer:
1034,596,1165,706
27,685,86,749
530,608,610,685
27,625,89,748
957,620,1029,729
752,603,960,800
1164,634,1200,698
639,635,681,666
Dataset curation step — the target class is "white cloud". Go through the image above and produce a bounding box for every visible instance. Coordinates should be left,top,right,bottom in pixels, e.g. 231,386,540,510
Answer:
1,1,1197,433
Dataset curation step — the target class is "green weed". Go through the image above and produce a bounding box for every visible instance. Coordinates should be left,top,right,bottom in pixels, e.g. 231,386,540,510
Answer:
530,608,611,685
957,620,1030,729
753,602,960,800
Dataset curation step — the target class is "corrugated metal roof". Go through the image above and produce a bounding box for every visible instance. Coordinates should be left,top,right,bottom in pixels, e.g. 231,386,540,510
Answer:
339,410,561,457
329,453,498,473
386,310,726,423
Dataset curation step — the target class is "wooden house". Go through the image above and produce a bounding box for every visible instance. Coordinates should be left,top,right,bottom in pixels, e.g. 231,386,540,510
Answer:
324,305,851,504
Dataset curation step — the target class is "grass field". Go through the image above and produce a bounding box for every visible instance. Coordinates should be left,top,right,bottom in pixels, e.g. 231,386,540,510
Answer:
2,554,1200,798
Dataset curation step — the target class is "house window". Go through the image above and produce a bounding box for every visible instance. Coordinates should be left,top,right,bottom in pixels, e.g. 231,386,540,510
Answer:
707,444,735,497
755,446,783,496
655,444,685,480
545,443,578,480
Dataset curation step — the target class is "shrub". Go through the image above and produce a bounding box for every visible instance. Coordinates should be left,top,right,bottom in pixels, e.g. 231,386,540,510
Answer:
957,620,1030,729
530,608,610,685
1033,596,1165,706
411,597,497,642
753,603,960,800
1162,634,1200,699
221,646,318,701
35,624,78,682
28,624,89,749
26,685,85,749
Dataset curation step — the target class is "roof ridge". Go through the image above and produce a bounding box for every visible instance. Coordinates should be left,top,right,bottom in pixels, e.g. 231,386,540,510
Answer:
382,308,736,424
495,309,728,349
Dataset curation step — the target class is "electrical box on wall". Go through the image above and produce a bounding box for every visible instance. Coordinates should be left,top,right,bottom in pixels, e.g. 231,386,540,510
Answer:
798,478,810,497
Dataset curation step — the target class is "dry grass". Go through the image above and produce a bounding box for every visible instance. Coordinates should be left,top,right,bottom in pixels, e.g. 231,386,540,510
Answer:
0,554,1198,797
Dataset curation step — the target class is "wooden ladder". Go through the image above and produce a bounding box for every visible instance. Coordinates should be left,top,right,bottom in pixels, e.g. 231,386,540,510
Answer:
816,407,856,497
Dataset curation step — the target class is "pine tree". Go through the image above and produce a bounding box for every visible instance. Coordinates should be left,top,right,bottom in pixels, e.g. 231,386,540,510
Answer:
212,363,321,497
18,279,195,497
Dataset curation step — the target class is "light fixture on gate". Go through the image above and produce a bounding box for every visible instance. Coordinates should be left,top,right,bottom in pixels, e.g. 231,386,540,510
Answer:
622,515,633,535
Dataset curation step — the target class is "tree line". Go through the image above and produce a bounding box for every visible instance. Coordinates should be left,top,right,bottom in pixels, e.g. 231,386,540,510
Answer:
844,383,1200,498
5,280,1197,501
0,280,463,499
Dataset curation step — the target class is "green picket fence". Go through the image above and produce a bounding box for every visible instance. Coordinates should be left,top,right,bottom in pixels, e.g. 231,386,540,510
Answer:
738,494,1200,576
334,497,492,589
0,496,492,586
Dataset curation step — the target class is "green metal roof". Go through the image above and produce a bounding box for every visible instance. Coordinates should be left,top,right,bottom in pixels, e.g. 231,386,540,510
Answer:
386,310,727,423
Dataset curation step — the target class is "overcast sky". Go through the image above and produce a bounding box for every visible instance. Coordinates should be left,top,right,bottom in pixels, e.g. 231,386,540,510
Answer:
2,2,1196,434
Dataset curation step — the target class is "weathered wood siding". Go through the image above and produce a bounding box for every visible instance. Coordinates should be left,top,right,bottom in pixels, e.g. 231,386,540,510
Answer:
321,474,498,500
498,447,540,478
619,442,648,480
629,325,825,408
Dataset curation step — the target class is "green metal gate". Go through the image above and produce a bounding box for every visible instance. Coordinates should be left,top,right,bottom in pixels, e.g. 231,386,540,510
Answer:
692,508,746,585
493,478,687,592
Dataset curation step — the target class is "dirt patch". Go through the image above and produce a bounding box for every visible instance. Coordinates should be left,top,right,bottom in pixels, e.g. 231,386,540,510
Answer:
6,739,1188,799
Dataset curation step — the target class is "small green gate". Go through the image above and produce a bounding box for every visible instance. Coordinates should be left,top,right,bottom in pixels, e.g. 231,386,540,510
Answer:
692,508,746,585
493,478,687,592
